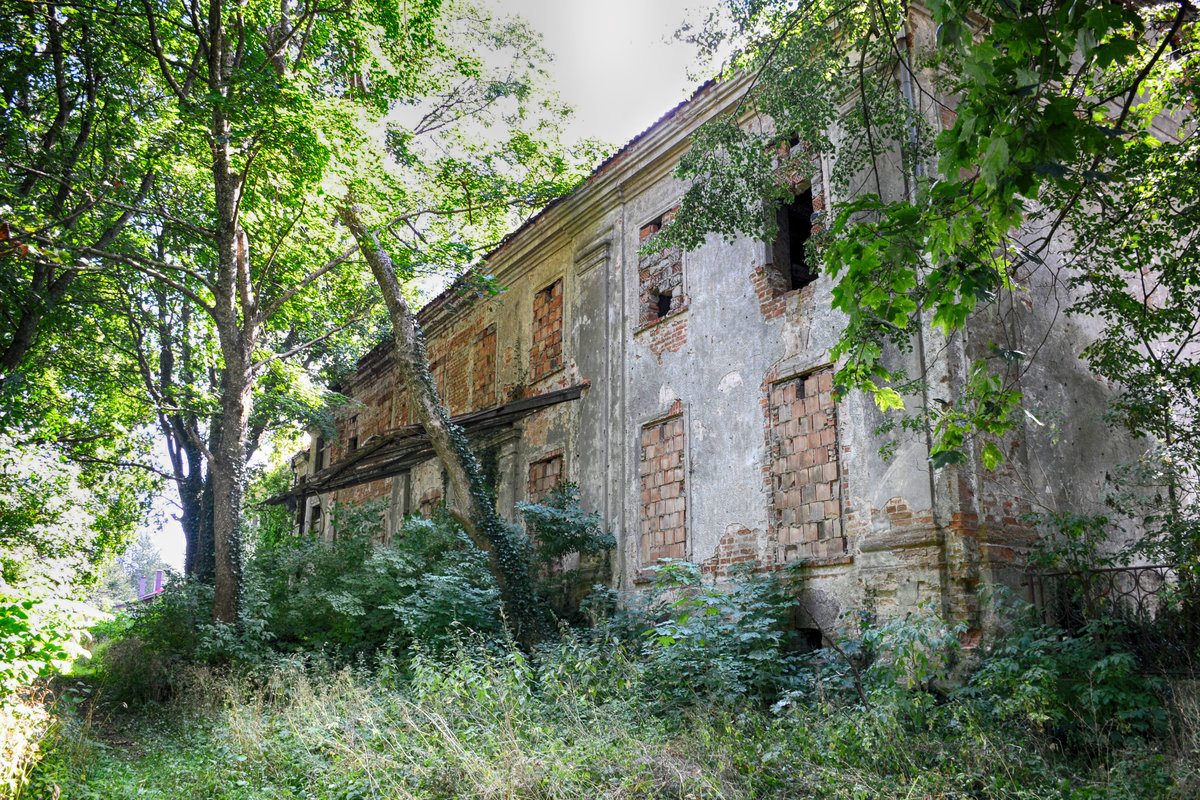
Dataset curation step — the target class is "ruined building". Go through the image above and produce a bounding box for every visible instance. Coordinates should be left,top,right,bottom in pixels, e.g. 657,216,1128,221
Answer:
277,70,1135,631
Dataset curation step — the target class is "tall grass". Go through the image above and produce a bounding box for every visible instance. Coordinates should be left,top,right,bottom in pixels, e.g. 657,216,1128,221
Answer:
20,634,1199,800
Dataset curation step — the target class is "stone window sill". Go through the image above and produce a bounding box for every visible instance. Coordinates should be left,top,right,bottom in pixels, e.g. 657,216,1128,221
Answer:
634,303,688,335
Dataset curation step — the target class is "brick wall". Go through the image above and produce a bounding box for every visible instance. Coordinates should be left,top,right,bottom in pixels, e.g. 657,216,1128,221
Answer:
417,487,442,517
527,451,564,503
640,405,687,563
472,324,497,410
530,279,563,382
639,314,688,362
768,369,846,561
701,526,775,578
638,207,685,327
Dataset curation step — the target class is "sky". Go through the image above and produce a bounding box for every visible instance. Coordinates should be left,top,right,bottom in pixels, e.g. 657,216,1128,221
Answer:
149,0,715,572
494,0,715,147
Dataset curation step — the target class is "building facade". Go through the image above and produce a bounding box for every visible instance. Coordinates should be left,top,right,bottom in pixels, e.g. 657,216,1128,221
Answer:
282,65,1136,632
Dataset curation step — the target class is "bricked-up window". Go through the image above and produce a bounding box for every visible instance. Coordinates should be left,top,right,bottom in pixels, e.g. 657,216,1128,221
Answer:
638,207,684,326
472,324,497,409
418,488,442,518
772,187,816,291
527,452,563,503
530,279,563,381
769,369,845,560
429,356,448,402
640,414,687,563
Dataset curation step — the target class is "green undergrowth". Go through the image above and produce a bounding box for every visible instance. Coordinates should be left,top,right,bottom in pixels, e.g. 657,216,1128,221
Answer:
21,632,1199,800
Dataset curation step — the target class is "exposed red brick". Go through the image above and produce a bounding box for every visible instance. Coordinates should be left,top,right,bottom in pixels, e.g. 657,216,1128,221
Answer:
527,451,564,503
638,206,684,326
767,369,846,562
472,324,497,410
530,279,563,382
640,413,686,564
638,312,688,361
418,487,442,517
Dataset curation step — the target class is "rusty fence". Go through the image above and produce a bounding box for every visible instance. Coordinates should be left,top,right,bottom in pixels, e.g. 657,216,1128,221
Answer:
1023,564,1199,677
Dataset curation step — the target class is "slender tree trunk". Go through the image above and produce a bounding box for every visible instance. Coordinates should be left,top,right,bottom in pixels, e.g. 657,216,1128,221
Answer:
208,165,254,624
210,357,250,622
339,201,548,641
209,210,254,622
338,204,484,550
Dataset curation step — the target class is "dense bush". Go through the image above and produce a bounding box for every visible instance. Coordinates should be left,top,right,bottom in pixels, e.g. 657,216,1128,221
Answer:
607,560,809,710
517,482,615,619
247,509,503,661
967,599,1168,751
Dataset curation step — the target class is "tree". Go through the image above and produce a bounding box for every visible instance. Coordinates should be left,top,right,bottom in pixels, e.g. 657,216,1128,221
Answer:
661,1,1198,517
2,0,596,630
1,0,459,623
0,0,162,378
337,8,601,639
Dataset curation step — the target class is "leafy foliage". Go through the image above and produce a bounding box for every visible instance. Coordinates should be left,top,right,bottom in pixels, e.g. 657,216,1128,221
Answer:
517,482,615,619
617,560,808,710
661,0,1200,481
29,607,1196,800
968,597,1168,751
0,435,137,704
248,511,504,661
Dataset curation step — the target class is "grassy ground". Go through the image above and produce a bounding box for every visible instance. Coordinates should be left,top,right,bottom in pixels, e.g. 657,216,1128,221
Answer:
16,644,1199,800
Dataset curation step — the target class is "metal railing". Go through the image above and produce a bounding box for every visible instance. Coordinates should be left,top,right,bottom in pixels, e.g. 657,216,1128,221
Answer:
1024,564,1199,677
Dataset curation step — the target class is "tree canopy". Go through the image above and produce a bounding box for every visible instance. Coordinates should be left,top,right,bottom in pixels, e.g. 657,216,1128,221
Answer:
662,1,1198,497
1,0,599,630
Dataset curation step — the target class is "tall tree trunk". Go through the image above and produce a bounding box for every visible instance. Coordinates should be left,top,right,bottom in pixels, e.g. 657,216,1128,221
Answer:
210,356,250,622
339,201,547,642
208,165,253,623
209,214,254,623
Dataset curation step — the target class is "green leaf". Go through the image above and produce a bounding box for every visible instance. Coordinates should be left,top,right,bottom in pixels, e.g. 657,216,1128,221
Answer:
929,449,964,469
981,441,1004,470
874,388,905,412
980,137,1010,187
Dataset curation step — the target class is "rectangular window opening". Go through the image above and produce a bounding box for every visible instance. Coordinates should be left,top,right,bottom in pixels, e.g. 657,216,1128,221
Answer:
638,205,684,328
530,279,563,381
640,415,687,564
655,291,673,319
777,187,816,291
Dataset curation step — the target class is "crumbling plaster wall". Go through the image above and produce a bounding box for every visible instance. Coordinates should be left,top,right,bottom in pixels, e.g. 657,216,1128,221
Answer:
298,54,1145,633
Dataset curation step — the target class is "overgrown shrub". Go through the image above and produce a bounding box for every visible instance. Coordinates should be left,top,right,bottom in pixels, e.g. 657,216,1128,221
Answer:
966,595,1167,751
517,482,615,620
87,579,268,703
245,509,503,661
30,633,1197,800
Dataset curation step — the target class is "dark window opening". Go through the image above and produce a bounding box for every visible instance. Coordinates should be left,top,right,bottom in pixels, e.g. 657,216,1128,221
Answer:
655,291,673,319
314,437,325,470
798,628,823,651
775,187,816,291
348,436,358,452
308,503,322,532
480,446,501,498
637,204,684,328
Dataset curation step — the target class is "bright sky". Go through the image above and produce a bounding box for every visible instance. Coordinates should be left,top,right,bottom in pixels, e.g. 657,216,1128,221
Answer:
496,0,715,147
148,0,714,573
